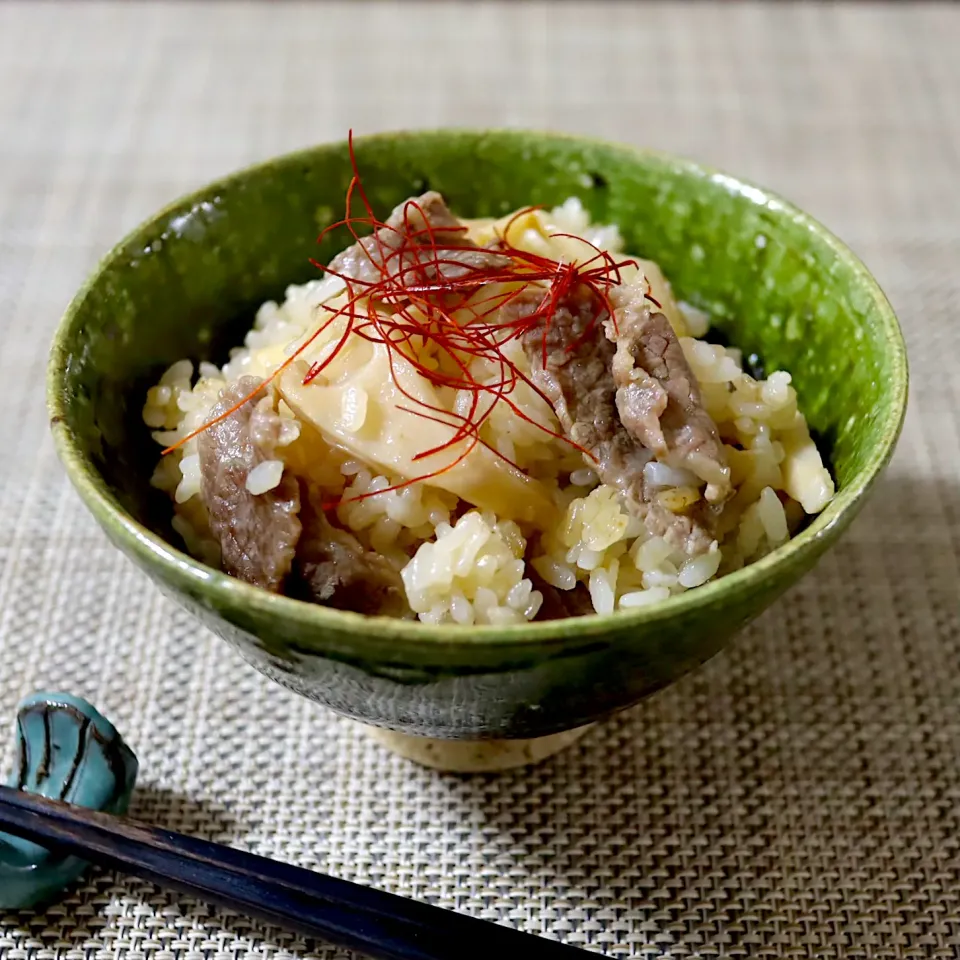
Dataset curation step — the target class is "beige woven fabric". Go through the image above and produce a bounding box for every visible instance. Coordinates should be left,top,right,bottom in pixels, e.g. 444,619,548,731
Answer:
1,1,958,957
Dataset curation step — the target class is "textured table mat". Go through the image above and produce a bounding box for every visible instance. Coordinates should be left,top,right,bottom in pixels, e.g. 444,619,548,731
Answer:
1,2,959,957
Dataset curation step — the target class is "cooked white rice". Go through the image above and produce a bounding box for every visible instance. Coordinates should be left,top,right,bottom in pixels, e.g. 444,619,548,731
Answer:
143,197,834,623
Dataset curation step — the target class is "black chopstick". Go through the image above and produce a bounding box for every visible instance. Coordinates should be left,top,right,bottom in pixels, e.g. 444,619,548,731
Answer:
0,785,595,959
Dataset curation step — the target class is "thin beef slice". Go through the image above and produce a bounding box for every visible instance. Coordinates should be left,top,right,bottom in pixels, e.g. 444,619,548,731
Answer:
293,483,410,618
607,282,731,503
328,191,508,289
198,376,301,592
512,285,717,558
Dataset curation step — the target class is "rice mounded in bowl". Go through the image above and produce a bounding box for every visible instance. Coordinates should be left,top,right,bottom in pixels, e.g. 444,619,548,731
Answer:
143,197,834,625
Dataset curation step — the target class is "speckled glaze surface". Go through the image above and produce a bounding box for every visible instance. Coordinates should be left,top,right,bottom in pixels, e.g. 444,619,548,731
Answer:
47,131,907,741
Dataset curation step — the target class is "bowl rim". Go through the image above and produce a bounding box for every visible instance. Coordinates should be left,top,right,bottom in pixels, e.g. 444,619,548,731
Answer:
47,127,909,650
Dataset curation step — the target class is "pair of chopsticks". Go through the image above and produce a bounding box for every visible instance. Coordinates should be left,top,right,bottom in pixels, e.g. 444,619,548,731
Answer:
0,785,595,960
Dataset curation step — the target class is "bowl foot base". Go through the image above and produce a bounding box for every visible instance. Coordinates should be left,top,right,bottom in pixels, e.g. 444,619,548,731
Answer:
360,723,594,772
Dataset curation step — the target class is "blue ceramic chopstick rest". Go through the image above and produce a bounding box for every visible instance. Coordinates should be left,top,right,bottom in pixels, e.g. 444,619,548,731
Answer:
0,692,138,909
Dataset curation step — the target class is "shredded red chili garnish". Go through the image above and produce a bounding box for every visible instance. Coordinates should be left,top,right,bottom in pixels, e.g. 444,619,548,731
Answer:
164,131,655,506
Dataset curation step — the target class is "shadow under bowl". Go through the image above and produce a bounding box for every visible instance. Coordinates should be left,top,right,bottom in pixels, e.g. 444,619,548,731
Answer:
47,130,907,750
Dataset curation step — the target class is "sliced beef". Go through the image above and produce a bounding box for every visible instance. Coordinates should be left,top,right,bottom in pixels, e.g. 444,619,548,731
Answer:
607,283,731,503
197,378,408,614
642,499,716,559
530,571,597,621
511,286,718,558
329,191,508,290
198,376,301,592
292,483,411,618
518,285,651,507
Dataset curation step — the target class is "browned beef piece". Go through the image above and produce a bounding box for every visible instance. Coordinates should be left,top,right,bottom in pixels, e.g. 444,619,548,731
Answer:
198,376,301,592
608,284,731,503
642,499,716,559
328,191,508,289
512,286,717,558
530,572,597,621
292,484,411,618
518,285,650,506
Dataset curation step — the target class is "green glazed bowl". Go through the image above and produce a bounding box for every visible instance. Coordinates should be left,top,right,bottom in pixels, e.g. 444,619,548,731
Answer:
47,131,907,749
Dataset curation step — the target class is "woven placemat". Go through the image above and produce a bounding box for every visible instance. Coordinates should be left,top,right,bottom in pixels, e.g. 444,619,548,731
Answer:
1,2,958,957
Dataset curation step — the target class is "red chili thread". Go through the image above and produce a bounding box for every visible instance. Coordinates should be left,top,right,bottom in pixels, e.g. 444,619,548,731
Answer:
164,131,660,508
